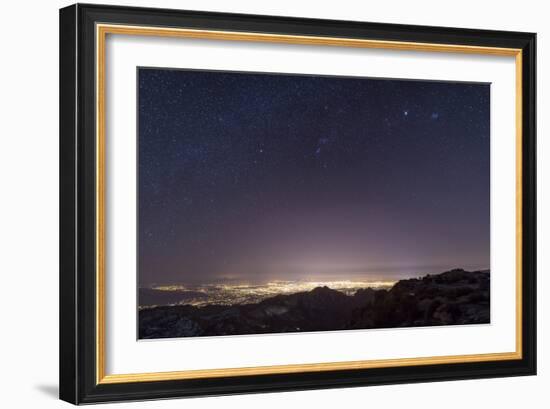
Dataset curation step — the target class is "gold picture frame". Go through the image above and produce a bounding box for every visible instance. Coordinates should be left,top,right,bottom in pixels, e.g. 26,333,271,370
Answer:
60,4,536,404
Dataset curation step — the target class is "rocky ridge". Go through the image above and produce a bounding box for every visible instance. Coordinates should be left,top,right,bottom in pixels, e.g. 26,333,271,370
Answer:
139,268,489,339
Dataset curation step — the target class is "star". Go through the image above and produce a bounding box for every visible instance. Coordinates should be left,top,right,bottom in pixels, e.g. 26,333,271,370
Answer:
138,67,490,289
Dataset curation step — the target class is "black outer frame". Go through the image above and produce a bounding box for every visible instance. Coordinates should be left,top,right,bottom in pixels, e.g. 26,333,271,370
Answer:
59,3,536,405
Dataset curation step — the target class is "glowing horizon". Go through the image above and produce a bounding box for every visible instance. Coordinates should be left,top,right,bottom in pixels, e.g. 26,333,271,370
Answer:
138,69,490,288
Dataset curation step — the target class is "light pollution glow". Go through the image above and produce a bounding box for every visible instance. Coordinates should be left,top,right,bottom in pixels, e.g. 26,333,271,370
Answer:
144,279,396,308
138,69,490,291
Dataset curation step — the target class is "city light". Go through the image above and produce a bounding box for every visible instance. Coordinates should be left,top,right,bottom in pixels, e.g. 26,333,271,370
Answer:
144,279,396,308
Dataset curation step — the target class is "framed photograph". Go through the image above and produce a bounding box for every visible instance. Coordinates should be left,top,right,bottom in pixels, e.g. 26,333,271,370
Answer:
59,3,536,404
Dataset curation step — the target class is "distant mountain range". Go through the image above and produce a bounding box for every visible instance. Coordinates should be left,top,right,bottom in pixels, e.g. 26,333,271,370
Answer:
138,268,490,339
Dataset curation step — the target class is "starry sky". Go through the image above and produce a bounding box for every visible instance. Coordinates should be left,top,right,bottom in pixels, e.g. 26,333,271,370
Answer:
138,68,490,286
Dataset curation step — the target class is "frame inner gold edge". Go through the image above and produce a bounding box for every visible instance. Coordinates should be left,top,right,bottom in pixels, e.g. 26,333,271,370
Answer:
95,23,523,384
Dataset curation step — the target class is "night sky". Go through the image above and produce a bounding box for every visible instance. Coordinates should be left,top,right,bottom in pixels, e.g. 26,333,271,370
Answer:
138,68,490,286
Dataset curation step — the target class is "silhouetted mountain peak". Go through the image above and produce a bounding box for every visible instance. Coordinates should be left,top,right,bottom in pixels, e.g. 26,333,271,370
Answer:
139,269,490,339
310,285,333,294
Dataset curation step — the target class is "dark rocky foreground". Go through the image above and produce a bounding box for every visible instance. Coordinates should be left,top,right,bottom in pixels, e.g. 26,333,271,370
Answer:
139,269,490,339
